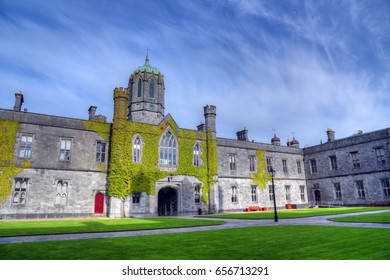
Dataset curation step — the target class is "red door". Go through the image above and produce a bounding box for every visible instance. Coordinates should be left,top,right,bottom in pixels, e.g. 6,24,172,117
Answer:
94,193,104,214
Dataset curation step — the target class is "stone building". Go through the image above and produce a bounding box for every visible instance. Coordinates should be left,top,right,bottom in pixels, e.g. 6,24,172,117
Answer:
304,128,390,207
0,57,389,219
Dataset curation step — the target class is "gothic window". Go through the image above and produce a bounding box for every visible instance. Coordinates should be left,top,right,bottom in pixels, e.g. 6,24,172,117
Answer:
381,178,390,197
194,184,201,204
193,143,201,167
249,156,256,172
159,130,177,167
137,78,142,98
96,141,107,163
149,79,155,98
329,156,338,171
59,138,72,161
310,159,317,173
18,135,33,159
132,193,141,204
285,185,291,201
13,178,29,205
251,185,257,202
231,186,238,203
356,181,365,199
133,136,142,163
334,183,342,199
55,180,68,205
300,185,306,201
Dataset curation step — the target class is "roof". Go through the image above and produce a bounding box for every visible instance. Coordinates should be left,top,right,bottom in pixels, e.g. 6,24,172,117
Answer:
271,134,280,142
135,54,160,75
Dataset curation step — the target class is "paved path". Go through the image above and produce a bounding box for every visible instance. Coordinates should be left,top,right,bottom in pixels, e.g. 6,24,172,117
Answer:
0,210,389,244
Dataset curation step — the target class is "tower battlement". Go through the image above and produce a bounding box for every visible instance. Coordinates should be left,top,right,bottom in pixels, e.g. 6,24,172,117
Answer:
204,105,216,116
113,87,130,100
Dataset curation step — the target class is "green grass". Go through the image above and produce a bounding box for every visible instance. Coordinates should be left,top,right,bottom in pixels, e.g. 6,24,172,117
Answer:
201,207,390,219
330,211,390,223
1,225,389,260
0,218,224,237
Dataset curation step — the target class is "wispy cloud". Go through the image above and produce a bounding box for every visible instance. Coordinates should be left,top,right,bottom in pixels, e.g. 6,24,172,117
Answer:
0,0,389,146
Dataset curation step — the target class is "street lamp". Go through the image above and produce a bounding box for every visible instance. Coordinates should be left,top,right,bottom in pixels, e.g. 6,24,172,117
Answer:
269,167,278,222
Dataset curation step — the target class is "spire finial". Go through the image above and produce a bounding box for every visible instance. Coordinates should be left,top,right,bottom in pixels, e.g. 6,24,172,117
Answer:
144,49,150,66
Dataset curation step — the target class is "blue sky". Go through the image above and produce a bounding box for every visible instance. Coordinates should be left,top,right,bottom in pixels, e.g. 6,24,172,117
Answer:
1,0,389,147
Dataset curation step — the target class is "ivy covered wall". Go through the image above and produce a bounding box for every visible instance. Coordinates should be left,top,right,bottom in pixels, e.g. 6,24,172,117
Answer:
0,120,30,202
108,117,218,203
251,149,271,189
108,87,218,203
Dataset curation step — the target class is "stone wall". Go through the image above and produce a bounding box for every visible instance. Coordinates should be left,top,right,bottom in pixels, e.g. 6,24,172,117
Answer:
216,137,308,212
0,168,108,219
304,128,390,206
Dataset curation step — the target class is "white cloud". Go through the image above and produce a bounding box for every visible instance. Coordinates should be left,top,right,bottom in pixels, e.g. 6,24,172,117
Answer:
0,0,389,147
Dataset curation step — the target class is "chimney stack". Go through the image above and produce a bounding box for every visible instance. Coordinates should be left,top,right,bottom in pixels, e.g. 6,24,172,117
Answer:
236,128,248,141
326,128,335,142
14,90,24,111
88,106,97,120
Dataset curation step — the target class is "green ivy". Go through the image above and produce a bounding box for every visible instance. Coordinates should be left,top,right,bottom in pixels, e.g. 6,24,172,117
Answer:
108,109,217,203
82,120,111,142
251,149,271,189
0,120,30,202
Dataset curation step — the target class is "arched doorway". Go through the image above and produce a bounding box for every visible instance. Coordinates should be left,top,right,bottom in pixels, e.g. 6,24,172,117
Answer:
314,190,321,206
158,187,178,216
94,193,104,214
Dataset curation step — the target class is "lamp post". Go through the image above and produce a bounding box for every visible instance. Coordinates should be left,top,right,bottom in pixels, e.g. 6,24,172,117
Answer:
269,167,278,222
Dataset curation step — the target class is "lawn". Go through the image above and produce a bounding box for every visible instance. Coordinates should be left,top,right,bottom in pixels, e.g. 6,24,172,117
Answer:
201,207,390,219
0,218,224,237
1,225,389,260
330,211,390,223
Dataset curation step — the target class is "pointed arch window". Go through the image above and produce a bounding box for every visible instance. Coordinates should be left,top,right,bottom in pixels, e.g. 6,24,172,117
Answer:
193,143,201,167
13,178,28,205
149,79,155,98
137,78,142,97
133,136,142,163
159,130,177,167
55,180,68,206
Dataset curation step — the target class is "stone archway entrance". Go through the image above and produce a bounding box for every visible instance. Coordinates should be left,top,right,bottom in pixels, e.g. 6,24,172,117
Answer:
314,190,321,206
158,187,178,216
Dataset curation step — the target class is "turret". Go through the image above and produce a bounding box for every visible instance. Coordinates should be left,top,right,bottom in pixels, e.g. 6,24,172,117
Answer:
271,134,281,146
113,87,130,122
128,54,165,125
290,137,300,148
204,105,216,138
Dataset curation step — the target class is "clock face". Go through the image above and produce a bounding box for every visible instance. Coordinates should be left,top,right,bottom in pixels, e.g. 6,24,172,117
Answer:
150,104,155,110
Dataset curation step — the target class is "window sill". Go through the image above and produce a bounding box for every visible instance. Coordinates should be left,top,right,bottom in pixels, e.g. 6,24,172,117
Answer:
159,166,178,172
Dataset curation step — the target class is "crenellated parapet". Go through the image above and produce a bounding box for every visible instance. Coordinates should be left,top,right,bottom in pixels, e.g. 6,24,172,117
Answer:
113,87,130,122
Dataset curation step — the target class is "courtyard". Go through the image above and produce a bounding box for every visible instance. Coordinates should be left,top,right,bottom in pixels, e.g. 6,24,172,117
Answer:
0,207,389,260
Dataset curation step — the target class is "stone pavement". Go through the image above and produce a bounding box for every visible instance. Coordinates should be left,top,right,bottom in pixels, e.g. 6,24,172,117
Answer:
0,210,389,244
